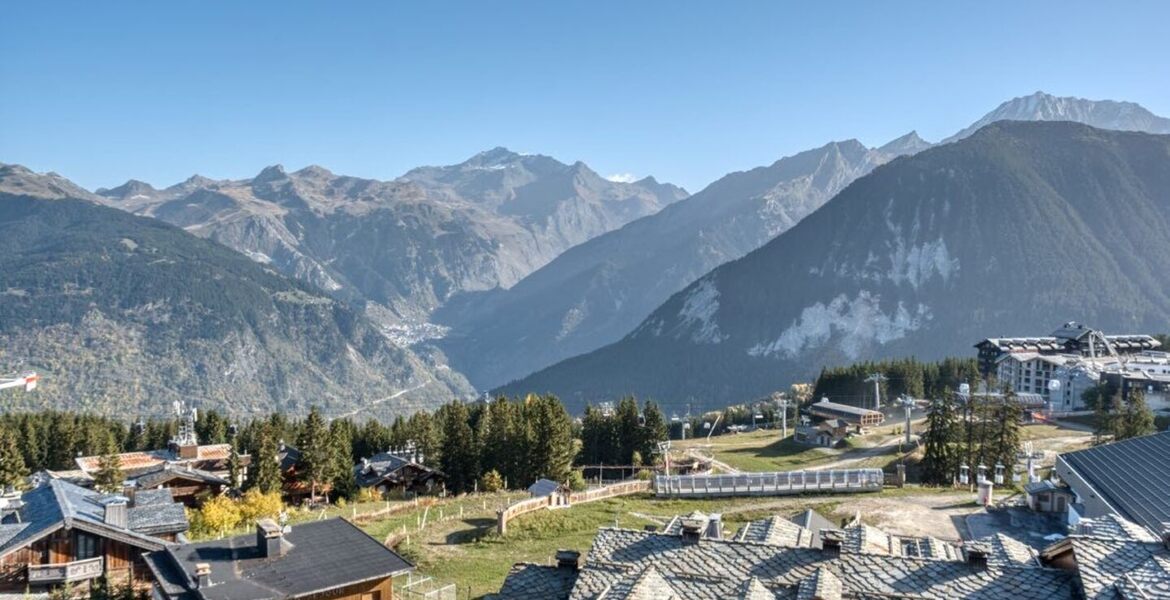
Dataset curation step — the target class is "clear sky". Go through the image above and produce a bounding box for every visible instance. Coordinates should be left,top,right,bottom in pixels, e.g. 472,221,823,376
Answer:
2,1,1167,193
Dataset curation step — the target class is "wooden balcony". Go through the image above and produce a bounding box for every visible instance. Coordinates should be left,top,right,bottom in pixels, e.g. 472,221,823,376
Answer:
27,557,104,584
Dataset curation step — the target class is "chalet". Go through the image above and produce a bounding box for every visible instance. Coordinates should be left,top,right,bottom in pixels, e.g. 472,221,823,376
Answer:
354,451,445,497
69,422,249,507
0,480,188,591
806,399,883,429
794,418,850,447
277,444,333,505
143,518,414,600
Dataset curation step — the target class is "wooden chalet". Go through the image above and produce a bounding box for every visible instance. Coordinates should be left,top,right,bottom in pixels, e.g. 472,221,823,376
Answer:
354,451,445,496
807,399,883,428
0,480,188,591
143,518,414,600
277,444,334,504
70,427,249,507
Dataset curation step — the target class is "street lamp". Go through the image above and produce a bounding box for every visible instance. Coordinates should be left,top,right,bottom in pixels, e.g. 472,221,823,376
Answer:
994,463,1005,485
959,464,970,485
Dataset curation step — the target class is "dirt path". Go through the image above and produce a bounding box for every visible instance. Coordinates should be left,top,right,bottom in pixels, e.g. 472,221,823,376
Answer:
684,446,743,474
806,436,905,471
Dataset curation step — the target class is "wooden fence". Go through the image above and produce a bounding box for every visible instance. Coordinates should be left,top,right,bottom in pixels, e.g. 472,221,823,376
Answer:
654,468,883,498
496,479,651,534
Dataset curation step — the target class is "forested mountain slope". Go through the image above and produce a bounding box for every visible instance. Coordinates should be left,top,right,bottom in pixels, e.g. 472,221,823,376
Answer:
498,122,1170,411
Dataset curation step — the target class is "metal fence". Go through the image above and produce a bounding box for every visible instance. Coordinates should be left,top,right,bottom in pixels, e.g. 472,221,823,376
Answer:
399,574,457,600
654,468,884,498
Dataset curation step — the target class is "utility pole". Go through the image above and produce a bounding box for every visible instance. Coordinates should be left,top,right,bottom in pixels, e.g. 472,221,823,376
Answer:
865,373,887,410
772,391,791,439
898,395,915,446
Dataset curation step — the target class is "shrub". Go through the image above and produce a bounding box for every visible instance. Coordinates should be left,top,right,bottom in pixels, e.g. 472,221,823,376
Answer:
480,469,504,493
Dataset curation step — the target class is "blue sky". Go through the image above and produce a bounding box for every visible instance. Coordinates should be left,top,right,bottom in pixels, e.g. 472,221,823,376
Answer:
2,1,1167,193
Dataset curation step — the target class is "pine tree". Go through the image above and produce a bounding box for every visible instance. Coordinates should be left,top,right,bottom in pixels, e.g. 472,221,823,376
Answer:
0,425,29,490
328,420,356,500
1117,388,1155,440
525,396,575,484
920,393,960,485
93,437,124,494
296,407,331,504
227,440,242,489
407,411,441,468
438,402,477,494
250,424,283,494
639,400,668,462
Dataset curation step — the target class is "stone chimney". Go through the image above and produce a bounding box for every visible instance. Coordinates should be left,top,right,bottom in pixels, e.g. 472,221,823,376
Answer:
256,519,285,558
965,544,989,570
679,515,706,545
820,529,843,557
555,550,580,572
103,497,128,529
194,563,211,588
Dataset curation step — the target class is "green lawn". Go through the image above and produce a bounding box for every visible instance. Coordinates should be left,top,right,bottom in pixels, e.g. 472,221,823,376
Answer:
391,492,840,598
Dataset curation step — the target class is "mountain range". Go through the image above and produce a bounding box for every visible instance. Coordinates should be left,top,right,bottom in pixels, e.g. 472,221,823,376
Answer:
94,149,686,337
496,121,1170,411
0,164,473,419
4,91,1169,419
439,92,1170,390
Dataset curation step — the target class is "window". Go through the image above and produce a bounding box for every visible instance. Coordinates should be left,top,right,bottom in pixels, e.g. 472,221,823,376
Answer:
360,592,381,600
75,532,99,560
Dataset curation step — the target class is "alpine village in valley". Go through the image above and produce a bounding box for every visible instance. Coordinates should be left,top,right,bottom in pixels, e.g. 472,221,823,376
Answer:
1,3,1168,599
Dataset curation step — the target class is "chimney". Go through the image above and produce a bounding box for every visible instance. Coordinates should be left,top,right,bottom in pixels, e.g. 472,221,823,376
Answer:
1161,525,1170,551
103,497,128,529
555,550,580,572
194,563,211,589
965,544,989,570
679,516,706,545
706,513,723,540
256,519,285,558
820,529,843,557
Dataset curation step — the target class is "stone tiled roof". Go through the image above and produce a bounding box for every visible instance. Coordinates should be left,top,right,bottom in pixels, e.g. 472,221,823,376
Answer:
562,527,1073,600
489,563,577,600
735,516,818,548
1048,536,1170,599
1076,513,1161,543
977,533,1039,568
796,566,841,600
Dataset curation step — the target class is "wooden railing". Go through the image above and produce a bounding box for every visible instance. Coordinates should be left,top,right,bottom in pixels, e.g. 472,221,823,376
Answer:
28,557,104,584
497,479,651,535
654,468,884,498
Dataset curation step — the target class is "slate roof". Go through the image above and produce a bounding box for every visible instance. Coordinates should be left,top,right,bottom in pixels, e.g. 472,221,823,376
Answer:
556,527,1074,599
143,518,413,600
1060,431,1170,535
489,563,578,600
135,463,230,489
976,533,1039,568
0,479,186,559
790,509,835,536
734,516,819,548
528,479,563,498
1043,534,1170,599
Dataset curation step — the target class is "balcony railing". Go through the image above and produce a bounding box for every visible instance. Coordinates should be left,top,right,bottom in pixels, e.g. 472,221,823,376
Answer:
28,557,104,584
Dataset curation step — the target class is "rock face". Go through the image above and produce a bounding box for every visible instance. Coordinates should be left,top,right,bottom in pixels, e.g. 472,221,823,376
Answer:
436,138,921,389
496,122,1170,412
94,150,686,332
0,166,474,420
